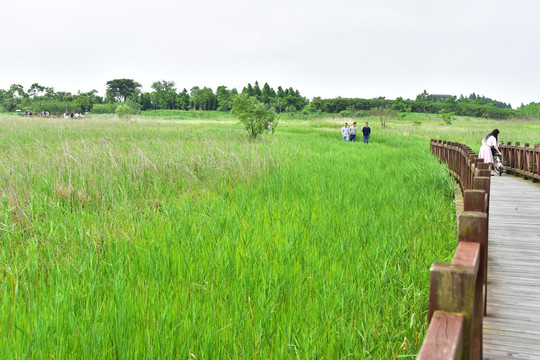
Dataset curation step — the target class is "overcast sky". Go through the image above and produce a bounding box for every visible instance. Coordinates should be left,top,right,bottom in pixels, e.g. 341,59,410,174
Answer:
2,0,539,108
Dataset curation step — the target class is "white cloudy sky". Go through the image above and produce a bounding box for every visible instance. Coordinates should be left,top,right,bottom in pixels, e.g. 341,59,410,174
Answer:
2,0,539,107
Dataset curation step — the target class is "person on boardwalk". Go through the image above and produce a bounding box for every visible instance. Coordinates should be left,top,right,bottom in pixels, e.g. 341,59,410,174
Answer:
362,122,371,144
341,122,349,141
478,129,502,168
349,122,357,142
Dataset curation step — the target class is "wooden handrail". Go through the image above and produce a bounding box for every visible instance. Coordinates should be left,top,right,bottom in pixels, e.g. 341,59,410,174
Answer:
418,311,465,359
418,140,491,360
499,142,540,181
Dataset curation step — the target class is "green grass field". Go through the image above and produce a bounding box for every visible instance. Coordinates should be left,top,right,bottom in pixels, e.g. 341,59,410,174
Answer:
0,114,537,358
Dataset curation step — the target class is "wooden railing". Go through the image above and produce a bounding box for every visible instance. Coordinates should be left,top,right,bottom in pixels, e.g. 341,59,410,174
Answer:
418,140,491,360
499,142,540,181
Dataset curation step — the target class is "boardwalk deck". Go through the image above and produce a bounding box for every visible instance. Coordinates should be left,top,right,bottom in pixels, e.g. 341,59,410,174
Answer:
483,174,540,359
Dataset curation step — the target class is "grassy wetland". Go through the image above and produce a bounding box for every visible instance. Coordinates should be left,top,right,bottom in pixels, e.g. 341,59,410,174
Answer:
2,113,535,358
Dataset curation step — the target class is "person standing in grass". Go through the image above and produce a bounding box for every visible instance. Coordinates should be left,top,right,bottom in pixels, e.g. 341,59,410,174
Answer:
341,122,349,141
349,122,357,142
362,122,371,144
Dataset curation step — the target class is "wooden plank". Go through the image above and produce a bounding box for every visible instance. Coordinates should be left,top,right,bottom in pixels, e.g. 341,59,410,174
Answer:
488,251,540,260
485,302,540,318
483,334,540,351
483,346,540,360
487,286,540,298
484,336,540,352
487,272,540,282
487,275,540,288
484,317,540,337
484,350,540,360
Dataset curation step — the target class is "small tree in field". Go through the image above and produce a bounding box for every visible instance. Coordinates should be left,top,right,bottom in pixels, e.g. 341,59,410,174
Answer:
440,111,455,125
232,94,276,139
368,106,396,129
115,104,131,120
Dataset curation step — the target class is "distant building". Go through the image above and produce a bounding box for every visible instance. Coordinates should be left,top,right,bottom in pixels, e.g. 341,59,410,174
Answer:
429,94,453,102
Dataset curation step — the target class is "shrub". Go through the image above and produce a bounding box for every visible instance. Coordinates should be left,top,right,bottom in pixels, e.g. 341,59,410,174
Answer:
285,105,297,114
31,101,73,115
91,103,118,114
115,104,132,120
440,111,455,125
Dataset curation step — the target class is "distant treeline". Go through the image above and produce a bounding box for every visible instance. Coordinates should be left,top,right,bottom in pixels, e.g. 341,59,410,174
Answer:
1,80,538,119
517,102,540,119
0,80,308,115
310,91,516,119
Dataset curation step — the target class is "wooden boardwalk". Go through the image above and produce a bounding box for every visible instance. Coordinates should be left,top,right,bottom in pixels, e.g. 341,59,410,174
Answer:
483,174,540,359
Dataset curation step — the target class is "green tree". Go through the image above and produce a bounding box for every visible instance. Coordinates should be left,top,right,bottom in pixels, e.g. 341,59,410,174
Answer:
415,90,429,113
253,81,262,100
72,89,102,112
471,97,484,106
151,80,177,109
392,97,410,112
261,82,275,105
55,91,73,102
442,96,458,113
232,94,276,139
28,83,45,99
216,86,233,111
201,87,217,110
9,84,26,99
44,87,55,100
275,97,287,113
190,86,202,110
177,89,190,110
73,96,91,113
106,79,141,102
243,83,255,97
136,92,153,110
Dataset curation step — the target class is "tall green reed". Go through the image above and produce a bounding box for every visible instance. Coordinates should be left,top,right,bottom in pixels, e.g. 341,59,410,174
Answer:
0,115,457,358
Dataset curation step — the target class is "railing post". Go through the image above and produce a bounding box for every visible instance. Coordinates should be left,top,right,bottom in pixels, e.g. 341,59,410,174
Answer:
533,144,540,182
464,190,486,213
515,142,521,177
506,142,514,174
473,176,490,213
467,154,476,190
476,164,491,178
427,242,481,360
458,209,488,317
524,143,530,180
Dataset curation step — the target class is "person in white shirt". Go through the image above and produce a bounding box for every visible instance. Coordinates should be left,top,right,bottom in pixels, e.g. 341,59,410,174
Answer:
341,122,349,141
478,129,501,167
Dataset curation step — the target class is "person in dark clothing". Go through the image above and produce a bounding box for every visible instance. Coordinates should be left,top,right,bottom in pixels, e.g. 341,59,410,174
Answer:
362,122,371,144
